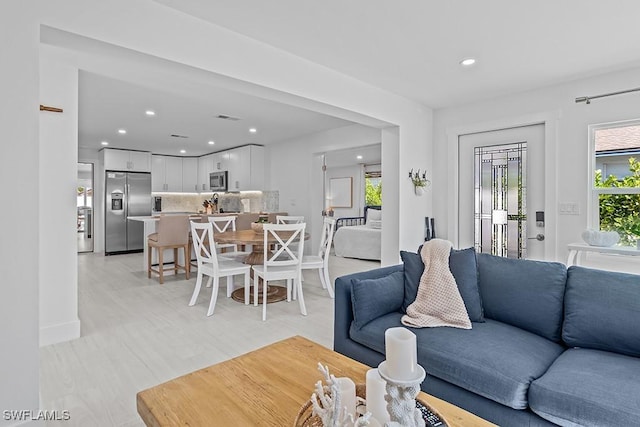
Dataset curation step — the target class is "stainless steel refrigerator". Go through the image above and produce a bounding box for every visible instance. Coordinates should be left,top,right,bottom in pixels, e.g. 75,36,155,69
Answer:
105,171,151,254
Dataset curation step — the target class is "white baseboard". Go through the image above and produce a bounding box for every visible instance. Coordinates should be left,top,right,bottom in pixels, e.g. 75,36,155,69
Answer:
39,319,81,347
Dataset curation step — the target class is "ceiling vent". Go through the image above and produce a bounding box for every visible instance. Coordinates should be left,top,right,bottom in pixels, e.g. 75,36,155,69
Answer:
170,134,189,138
216,114,241,121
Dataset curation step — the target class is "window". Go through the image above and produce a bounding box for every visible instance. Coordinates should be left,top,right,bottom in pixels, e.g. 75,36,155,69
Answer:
590,121,640,245
364,169,382,206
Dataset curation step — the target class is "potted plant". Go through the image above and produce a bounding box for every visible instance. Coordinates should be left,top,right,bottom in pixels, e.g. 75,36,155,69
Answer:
409,169,430,196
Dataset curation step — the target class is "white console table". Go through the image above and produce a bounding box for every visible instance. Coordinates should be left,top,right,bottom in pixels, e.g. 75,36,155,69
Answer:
567,242,640,266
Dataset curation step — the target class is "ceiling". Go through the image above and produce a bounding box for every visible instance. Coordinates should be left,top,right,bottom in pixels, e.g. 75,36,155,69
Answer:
155,0,640,108
75,1,640,162
79,72,354,157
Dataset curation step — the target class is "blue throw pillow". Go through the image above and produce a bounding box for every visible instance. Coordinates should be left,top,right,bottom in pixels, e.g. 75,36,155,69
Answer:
351,270,404,329
400,248,485,322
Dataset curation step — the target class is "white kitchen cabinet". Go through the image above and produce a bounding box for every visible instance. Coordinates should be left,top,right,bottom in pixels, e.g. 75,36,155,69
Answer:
227,145,265,191
103,148,151,172
182,158,198,192
197,154,213,192
152,155,183,192
212,152,228,171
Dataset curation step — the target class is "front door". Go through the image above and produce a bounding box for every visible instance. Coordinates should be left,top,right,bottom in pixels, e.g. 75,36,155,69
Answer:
458,124,545,260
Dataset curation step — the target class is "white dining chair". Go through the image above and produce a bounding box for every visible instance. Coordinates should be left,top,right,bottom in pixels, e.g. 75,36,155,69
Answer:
189,221,251,316
300,217,336,298
274,215,304,252
208,215,252,261
252,223,306,321
276,215,305,224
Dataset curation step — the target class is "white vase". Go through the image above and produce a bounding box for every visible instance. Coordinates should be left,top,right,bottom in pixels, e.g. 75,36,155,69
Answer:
414,186,424,196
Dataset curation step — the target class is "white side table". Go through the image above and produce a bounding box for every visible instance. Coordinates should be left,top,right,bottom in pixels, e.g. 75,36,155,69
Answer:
567,242,640,266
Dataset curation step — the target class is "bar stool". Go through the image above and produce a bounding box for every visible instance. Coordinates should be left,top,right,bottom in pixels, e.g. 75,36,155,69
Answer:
148,215,190,284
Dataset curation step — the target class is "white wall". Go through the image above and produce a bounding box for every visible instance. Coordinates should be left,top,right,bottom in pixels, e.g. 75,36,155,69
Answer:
433,65,640,272
326,165,364,219
268,124,381,256
0,1,40,424
39,46,81,346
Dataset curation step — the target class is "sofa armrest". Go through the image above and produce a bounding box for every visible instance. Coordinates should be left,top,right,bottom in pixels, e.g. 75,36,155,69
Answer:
333,264,403,353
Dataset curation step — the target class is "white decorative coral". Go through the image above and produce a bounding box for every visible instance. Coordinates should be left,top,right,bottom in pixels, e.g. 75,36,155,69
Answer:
310,363,374,427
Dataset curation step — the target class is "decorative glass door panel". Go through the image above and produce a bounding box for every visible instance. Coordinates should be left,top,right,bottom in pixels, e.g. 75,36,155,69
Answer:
474,143,527,258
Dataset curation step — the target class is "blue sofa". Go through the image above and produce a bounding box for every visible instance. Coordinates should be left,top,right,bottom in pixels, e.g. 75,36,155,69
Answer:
334,251,640,426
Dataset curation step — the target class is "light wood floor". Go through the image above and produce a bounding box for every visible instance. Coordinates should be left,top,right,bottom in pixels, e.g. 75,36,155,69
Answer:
40,251,380,426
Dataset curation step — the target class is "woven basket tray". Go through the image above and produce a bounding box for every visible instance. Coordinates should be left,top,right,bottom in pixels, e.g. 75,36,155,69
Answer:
294,384,447,427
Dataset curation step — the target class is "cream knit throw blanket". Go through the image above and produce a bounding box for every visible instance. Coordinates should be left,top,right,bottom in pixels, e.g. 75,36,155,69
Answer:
401,239,472,329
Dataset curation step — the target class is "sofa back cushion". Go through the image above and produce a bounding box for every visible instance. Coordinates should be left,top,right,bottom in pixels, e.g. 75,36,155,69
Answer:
477,254,566,342
400,248,484,322
563,266,640,357
351,270,405,329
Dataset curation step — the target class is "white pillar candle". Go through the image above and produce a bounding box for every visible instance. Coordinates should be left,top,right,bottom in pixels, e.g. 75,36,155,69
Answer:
366,368,390,425
385,327,418,381
335,377,356,419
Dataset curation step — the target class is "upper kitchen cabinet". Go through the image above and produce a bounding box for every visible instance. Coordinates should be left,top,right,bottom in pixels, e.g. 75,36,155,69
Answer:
227,145,265,191
211,152,229,171
197,154,213,192
152,155,183,192
102,148,151,172
182,158,198,193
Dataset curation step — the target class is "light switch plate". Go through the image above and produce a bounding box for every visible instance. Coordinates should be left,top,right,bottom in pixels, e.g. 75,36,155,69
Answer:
559,202,580,215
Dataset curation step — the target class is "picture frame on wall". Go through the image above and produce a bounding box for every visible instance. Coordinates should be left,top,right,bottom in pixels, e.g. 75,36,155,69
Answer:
330,177,352,208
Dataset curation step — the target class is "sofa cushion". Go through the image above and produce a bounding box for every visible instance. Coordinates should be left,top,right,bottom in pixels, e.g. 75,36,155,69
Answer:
351,270,404,329
477,254,566,342
529,348,640,426
563,266,640,357
351,315,564,410
400,248,484,322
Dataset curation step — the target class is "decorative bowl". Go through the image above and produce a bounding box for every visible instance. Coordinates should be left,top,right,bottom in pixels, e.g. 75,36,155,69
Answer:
251,222,264,233
581,229,620,247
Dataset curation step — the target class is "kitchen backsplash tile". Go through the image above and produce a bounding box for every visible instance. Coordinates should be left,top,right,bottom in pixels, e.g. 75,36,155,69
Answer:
153,191,279,213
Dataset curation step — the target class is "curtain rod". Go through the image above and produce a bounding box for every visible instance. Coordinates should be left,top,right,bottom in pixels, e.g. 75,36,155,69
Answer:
575,87,640,104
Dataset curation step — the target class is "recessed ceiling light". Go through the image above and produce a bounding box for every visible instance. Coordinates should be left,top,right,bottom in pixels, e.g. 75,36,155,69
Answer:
180,149,186,154
356,155,363,160
208,140,215,145
118,129,127,134
145,110,156,116
460,58,476,67
101,141,109,146
249,128,257,134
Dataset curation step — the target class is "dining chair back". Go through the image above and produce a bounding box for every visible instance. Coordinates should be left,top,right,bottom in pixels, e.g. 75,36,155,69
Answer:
208,215,238,252
251,223,306,321
189,221,250,316
147,215,190,284
276,215,305,224
301,217,336,298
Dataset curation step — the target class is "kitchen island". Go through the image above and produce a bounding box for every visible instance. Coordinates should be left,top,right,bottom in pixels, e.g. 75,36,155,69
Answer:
128,212,266,273
128,214,201,272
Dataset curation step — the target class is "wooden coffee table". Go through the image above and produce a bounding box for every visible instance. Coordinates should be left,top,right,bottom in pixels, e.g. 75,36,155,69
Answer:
137,336,495,427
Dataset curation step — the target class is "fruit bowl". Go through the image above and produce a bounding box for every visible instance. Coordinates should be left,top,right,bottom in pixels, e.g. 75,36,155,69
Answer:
251,222,264,233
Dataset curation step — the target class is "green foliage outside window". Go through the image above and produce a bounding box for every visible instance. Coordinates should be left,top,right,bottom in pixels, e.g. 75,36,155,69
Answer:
365,178,382,206
596,157,640,245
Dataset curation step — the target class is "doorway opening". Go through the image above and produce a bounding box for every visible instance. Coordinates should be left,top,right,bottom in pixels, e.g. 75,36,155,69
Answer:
77,162,94,253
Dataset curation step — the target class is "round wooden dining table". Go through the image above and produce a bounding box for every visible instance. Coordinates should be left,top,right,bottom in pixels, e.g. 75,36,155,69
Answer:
215,229,310,304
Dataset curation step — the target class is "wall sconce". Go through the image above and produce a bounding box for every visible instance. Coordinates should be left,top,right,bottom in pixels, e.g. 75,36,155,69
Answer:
409,168,430,195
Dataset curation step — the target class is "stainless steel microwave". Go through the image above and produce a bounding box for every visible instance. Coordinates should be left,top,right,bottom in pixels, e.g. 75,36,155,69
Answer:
210,171,228,191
